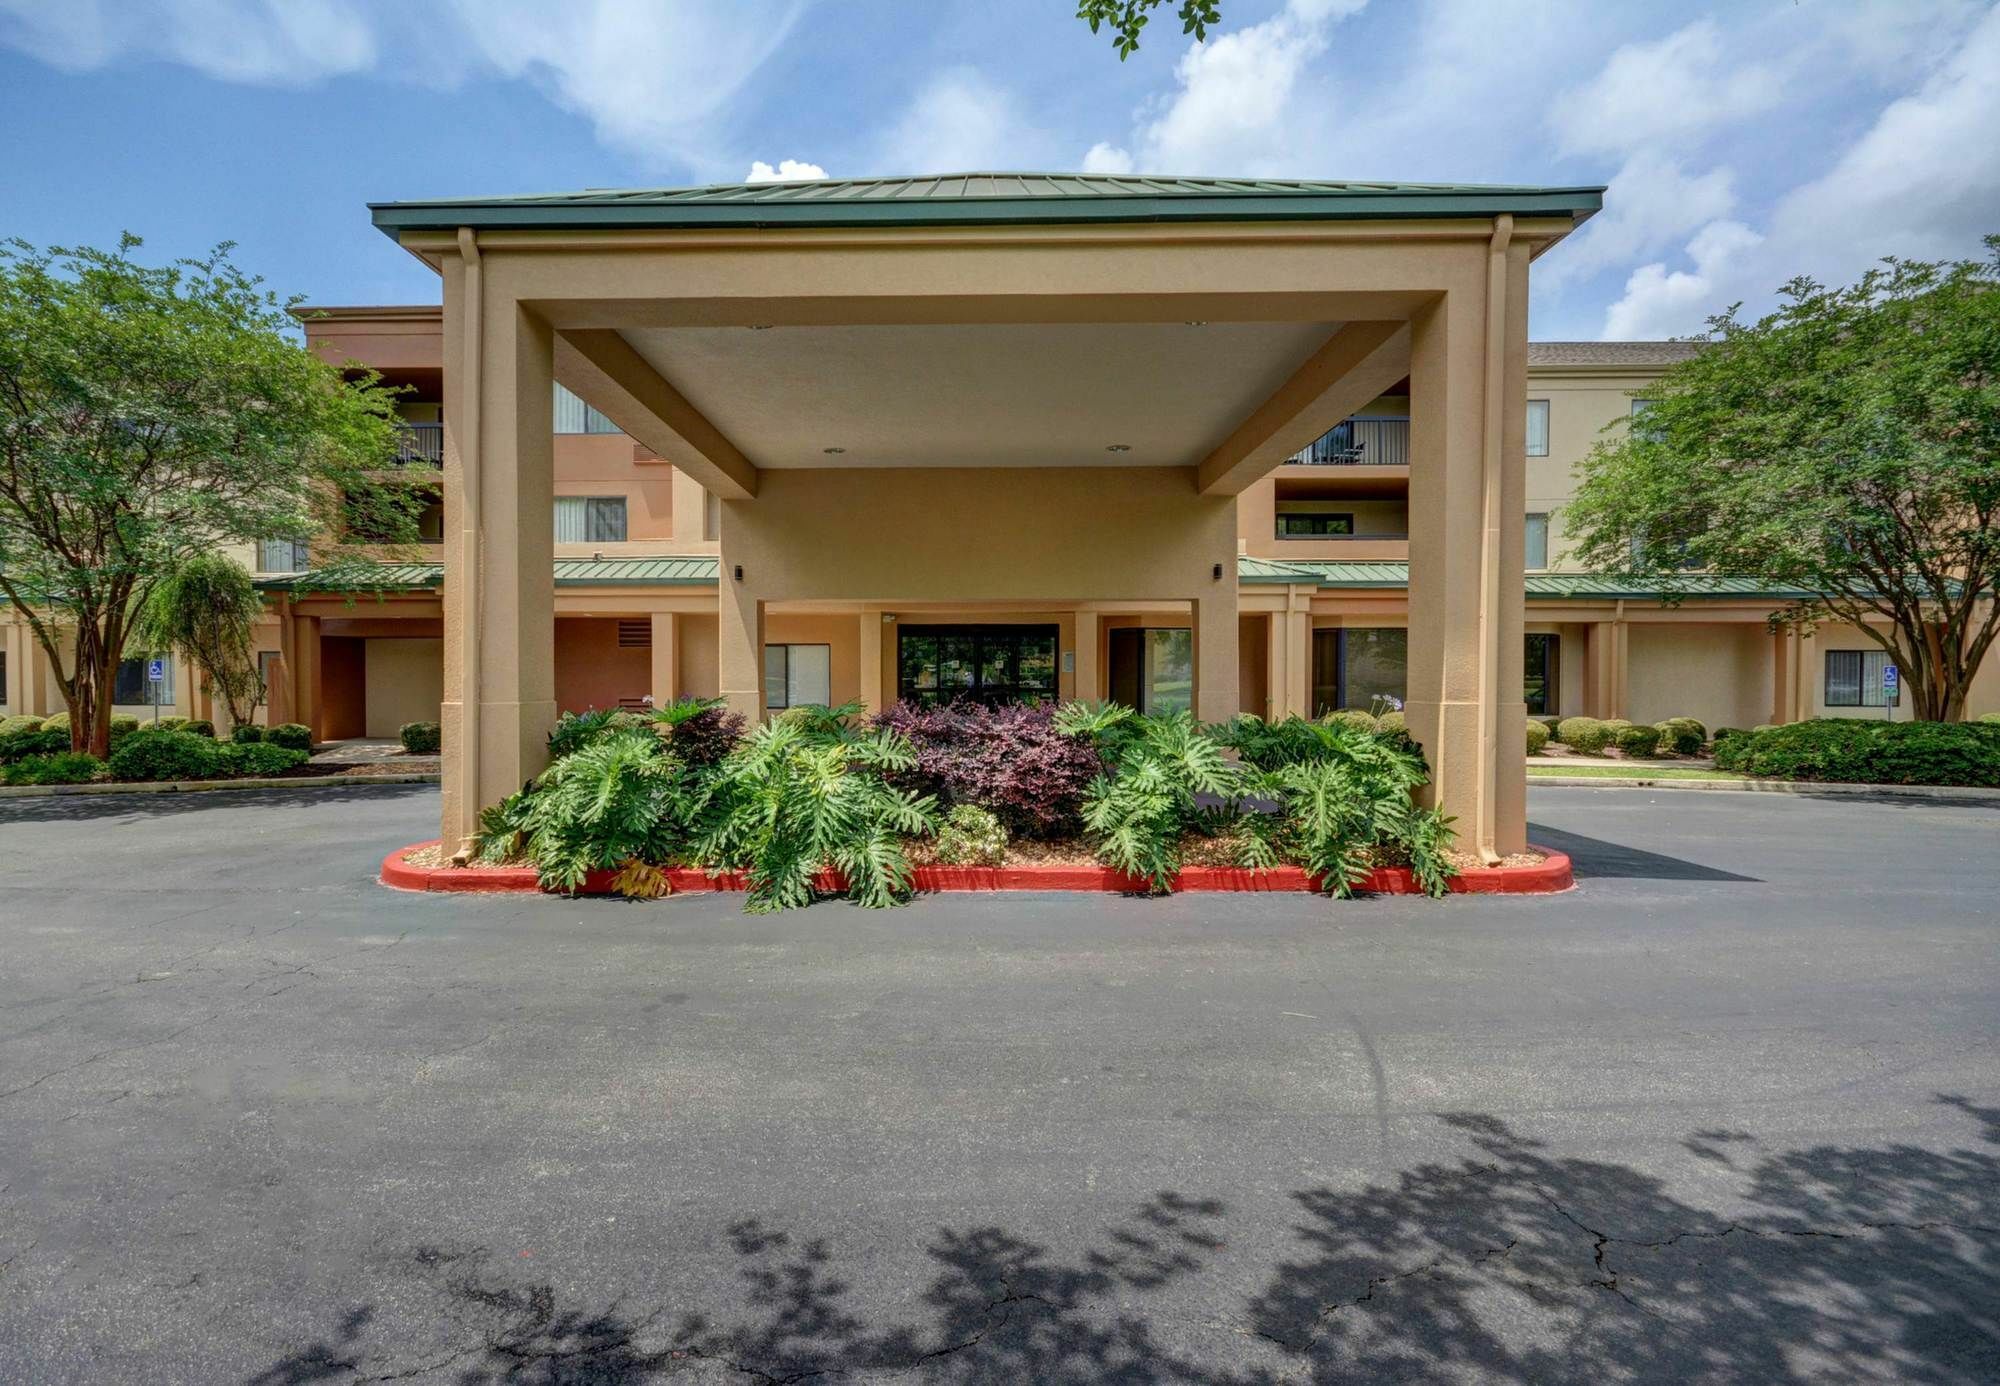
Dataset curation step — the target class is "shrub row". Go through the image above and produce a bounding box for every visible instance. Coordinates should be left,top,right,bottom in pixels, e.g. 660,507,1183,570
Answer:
1712,719,2000,786
106,729,308,782
1551,715,1709,757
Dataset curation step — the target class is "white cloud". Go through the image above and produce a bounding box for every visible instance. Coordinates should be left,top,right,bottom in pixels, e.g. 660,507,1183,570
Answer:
0,0,801,171
745,159,826,183
1543,153,1737,287
1117,0,1364,175
0,0,374,84
1549,19,1782,159
447,0,802,169
1081,142,1134,176
879,67,1049,174
1601,2,2000,339
1604,220,1762,340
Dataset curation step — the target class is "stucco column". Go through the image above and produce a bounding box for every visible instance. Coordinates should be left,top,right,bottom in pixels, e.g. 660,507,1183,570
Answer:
1584,620,1628,720
1071,609,1099,702
1405,236,1529,859
1770,629,1792,726
3,622,30,715
1793,628,1817,722
858,609,884,714
1284,595,1312,717
289,614,322,738
649,612,679,707
1192,588,1238,722
439,270,559,851
718,562,766,725
1264,613,1286,720
671,472,713,547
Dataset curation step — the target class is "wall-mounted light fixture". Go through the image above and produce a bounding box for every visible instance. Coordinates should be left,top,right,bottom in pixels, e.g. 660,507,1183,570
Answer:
1213,563,1224,581
733,564,744,581
1104,443,1131,453
823,446,846,455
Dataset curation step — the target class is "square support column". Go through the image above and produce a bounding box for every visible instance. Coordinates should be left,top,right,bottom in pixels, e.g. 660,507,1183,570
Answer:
1405,230,1529,859
1268,594,1311,719
1071,609,1099,702
859,610,884,714
650,612,680,707
440,266,558,852
717,554,766,726
1193,587,1239,722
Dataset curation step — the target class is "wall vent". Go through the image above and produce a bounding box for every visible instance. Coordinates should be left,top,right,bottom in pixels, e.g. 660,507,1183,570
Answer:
616,619,651,648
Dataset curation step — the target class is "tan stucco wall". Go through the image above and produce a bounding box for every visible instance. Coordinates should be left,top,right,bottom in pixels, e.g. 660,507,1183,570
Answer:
765,613,865,708
553,433,676,543
364,637,444,737
1625,623,1773,731
552,617,650,714
1525,368,1658,569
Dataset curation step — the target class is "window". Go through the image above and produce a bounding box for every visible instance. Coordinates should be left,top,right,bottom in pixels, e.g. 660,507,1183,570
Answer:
1825,649,1899,708
1308,628,1407,715
1108,628,1193,715
898,625,1059,708
1524,634,1560,716
1525,513,1550,571
553,384,621,435
113,655,172,705
1276,511,1355,538
764,643,832,710
1525,399,1549,457
554,496,627,543
257,538,309,573
258,651,281,706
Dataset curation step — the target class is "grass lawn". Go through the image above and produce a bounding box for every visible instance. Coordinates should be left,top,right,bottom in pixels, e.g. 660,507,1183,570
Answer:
1527,763,1747,781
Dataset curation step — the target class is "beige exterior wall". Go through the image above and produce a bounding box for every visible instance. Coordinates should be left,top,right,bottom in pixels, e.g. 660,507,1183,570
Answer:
1625,623,1773,731
363,637,444,737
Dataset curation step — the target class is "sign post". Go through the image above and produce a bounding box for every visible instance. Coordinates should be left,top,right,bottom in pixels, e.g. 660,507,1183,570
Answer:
1881,663,1898,721
148,657,166,724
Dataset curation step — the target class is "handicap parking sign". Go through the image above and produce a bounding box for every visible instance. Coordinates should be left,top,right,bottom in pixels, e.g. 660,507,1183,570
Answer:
1882,664,1898,696
147,658,165,682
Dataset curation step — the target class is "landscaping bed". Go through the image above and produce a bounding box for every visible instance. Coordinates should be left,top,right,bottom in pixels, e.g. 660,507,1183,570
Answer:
401,699,1573,908
383,839,1570,897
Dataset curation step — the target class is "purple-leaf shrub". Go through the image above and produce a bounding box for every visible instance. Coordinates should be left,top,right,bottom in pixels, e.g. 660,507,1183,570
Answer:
874,701,1102,838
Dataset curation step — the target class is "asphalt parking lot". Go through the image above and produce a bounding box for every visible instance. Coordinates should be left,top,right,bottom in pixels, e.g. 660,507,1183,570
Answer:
0,783,1996,1383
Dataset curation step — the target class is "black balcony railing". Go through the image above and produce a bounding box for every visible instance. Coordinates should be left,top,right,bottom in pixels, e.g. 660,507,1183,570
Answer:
393,421,444,465
1285,415,1409,467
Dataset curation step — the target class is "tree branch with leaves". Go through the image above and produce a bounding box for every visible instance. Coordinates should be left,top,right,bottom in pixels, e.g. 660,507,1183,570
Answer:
0,236,419,755
1564,238,2000,722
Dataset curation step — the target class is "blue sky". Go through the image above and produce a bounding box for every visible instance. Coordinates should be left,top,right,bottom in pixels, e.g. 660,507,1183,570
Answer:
3,0,1996,339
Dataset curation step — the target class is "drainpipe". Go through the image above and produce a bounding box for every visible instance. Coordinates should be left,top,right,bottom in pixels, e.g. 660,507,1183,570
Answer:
1472,214,1514,865
452,227,483,863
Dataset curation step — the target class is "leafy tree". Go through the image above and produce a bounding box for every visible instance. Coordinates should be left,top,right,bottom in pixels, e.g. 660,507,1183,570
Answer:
1076,0,1221,58
1564,240,2000,722
132,553,265,733
0,236,417,756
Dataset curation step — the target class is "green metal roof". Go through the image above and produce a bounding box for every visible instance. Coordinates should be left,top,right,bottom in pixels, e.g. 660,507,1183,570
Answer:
1239,558,1813,600
257,555,721,592
258,553,1802,602
371,173,1602,237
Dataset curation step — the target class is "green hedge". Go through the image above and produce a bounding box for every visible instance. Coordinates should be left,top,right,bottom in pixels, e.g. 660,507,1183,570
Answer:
1614,723,1662,757
184,719,215,739
108,730,222,781
0,727,69,764
0,714,41,737
266,723,314,752
1712,719,2000,786
223,742,308,777
1554,716,1618,754
232,723,265,744
1,752,107,786
1654,717,1707,755
40,711,69,732
1525,720,1550,755
399,720,442,754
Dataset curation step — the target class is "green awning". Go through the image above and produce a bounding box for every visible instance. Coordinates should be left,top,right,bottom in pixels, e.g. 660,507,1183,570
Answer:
373,172,1602,238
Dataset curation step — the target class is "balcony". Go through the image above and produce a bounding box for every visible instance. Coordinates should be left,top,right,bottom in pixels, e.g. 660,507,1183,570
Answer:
1284,415,1408,467
393,421,444,466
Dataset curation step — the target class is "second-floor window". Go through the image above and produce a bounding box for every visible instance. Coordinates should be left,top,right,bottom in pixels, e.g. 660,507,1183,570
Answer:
1525,513,1550,571
258,538,309,573
1277,512,1354,538
1525,399,1549,457
554,496,627,543
554,384,621,435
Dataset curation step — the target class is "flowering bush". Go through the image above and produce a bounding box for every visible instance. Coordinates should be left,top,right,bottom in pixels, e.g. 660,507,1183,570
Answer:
934,804,1008,866
874,700,1103,838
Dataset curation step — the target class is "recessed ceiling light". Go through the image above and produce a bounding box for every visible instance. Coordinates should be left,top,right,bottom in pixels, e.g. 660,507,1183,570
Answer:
823,446,846,454
1105,444,1131,453
748,324,774,330
1185,320,1207,326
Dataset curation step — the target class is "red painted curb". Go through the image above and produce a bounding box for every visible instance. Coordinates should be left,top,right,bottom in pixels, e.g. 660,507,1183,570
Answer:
382,843,1573,897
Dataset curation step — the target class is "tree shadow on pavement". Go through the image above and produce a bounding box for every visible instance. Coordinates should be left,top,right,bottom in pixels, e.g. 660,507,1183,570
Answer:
247,1098,2000,1384
0,781,433,827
